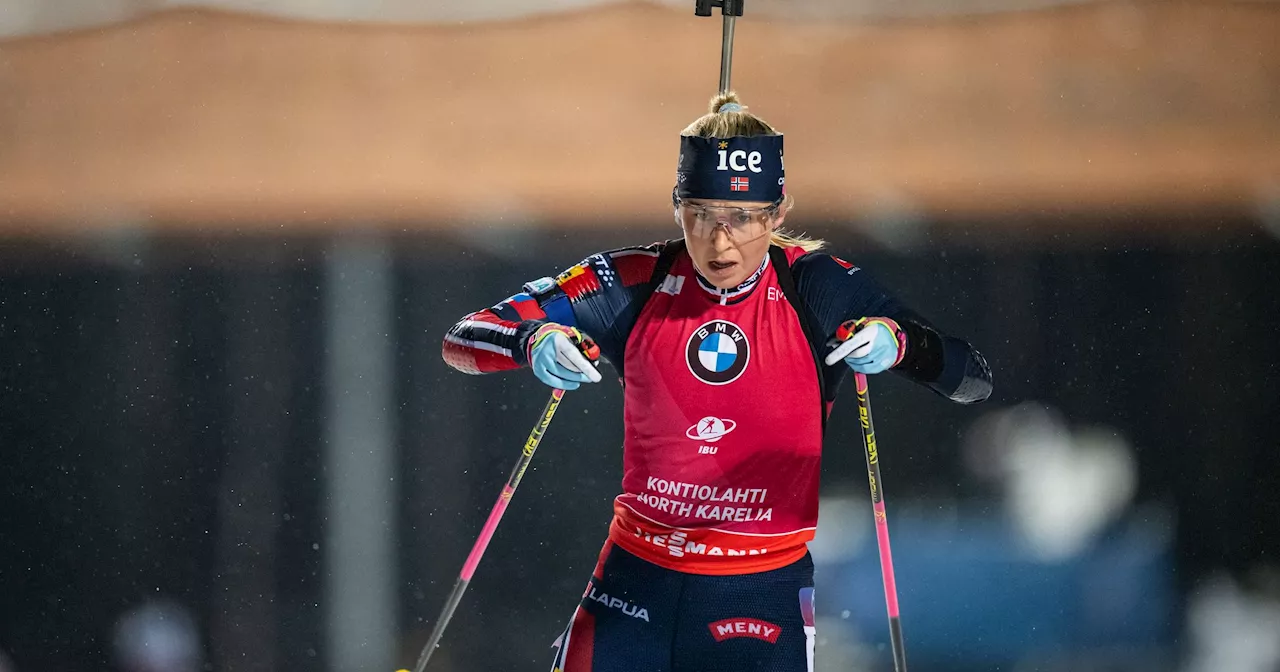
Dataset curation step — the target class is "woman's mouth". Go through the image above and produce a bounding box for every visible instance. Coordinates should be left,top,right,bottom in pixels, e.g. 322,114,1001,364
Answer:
708,260,737,272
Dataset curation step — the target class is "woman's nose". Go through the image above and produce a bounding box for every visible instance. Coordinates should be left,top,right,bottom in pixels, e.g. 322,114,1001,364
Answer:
710,225,734,249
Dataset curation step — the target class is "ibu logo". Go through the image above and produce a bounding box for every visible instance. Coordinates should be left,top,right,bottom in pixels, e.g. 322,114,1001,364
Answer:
686,416,736,443
686,320,749,385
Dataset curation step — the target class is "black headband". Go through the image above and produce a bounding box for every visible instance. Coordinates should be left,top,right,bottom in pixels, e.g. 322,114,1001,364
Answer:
675,135,785,202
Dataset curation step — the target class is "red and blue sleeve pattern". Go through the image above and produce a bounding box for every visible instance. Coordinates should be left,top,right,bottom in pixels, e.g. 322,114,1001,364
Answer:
442,243,665,377
441,291,552,374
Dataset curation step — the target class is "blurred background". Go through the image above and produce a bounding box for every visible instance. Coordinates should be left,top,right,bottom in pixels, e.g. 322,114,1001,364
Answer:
2,0,1278,670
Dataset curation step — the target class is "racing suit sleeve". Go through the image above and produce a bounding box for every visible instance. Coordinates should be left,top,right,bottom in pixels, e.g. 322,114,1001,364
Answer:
442,243,667,378
792,252,993,404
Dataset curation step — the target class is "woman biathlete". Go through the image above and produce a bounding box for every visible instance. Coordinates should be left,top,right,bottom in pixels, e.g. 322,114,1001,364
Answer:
443,92,993,672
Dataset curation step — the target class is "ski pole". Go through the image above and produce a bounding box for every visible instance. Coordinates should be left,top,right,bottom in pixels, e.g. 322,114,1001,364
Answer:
854,371,908,672
694,0,745,94
410,336,597,672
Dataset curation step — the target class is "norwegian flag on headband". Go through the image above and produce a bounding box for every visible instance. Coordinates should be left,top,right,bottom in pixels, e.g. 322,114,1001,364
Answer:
729,176,750,192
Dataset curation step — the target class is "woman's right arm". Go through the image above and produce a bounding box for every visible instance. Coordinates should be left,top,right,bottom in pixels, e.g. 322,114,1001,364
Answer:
441,242,668,377
441,283,556,375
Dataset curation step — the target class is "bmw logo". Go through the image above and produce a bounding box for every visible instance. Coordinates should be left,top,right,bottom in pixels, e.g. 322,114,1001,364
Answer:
686,319,750,385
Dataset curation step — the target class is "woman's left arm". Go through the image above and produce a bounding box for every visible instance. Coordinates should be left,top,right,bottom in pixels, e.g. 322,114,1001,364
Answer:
792,252,993,404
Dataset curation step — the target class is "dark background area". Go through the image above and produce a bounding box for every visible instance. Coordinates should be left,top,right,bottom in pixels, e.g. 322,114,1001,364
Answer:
3,221,1276,670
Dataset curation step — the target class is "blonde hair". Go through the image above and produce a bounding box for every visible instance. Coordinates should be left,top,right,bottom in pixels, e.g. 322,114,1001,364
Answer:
680,92,826,252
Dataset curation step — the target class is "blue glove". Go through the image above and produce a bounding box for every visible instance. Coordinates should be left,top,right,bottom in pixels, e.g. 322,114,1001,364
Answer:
526,323,602,390
824,317,906,374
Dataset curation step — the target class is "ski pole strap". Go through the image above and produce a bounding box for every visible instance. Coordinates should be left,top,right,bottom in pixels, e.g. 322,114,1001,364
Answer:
836,317,908,369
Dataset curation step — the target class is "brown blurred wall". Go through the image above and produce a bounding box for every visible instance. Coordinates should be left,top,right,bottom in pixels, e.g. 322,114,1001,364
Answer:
0,2,1277,234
